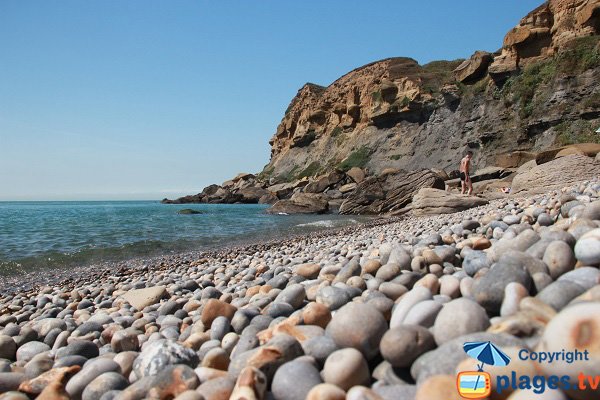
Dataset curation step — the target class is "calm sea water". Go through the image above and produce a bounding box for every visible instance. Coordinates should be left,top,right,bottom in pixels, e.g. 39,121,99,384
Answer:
0,201,365,276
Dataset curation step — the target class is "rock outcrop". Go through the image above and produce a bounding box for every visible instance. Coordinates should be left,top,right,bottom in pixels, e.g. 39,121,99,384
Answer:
266,193,329,214
511,154,600,194
412,189,489,216
258,0,599,185
489,0,600,82
339,170,445,215
163,0,600,215
453,51,494,83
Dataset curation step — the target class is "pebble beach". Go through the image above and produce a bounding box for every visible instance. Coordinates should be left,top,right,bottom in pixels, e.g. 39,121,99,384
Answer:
1,180,600,400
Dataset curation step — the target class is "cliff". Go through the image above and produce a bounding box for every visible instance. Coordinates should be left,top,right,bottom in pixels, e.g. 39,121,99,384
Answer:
262,0,600,182
163,0,600,213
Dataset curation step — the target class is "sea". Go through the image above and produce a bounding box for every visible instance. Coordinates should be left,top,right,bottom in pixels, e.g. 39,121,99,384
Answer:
0,201,367,277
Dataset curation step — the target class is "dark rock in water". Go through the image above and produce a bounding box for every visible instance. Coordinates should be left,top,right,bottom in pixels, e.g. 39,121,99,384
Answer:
177,209,204,215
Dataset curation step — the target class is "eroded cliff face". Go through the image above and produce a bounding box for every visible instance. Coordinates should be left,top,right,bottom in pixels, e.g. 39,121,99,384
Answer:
262,0,600,183
490,0,600,80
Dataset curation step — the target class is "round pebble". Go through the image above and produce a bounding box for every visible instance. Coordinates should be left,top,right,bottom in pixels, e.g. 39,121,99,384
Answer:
433,298,490,345
322,348,369,391
326,302,386,359
380,325,435,367
272,359,322,400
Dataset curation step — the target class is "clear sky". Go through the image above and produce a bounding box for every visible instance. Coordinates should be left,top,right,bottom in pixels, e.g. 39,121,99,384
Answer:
1,0,543,201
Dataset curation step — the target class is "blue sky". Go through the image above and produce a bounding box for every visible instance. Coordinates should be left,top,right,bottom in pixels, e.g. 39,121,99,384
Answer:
0,0,543,200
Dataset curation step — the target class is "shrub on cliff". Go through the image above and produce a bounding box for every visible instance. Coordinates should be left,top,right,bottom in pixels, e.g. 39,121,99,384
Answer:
338,146,371,172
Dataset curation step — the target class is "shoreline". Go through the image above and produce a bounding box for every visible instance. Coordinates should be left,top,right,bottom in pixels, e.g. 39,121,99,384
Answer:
0,214,390,299
0,180,598,399
0,192,553,298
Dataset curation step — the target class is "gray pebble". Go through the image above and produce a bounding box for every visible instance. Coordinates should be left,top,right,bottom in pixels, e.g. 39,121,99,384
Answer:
272,359,322,400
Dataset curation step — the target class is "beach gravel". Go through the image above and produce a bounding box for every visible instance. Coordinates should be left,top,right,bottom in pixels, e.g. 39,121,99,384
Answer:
0,179,598,398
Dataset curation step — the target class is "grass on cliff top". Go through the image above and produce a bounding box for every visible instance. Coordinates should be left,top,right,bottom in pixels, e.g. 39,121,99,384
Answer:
420,59,465,94
503,35,600,118
554,120,600,146
338,146,371,171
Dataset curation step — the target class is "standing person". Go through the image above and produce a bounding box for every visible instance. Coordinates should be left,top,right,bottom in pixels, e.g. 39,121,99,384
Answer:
460,151,473,195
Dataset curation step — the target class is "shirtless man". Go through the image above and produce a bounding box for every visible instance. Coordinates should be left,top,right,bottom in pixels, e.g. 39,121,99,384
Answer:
460,151,473,195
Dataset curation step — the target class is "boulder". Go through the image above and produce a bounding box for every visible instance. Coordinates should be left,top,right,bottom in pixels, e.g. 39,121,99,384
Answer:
267,193,329,214
511,155,600,195
488,53,518,84
412,189,489,216
258,192,279,205
453,51,493,83
495,151,538,168
205,187,242,204
201,184,221,196
161,194,204,204
555,143,600,158
232,172,255,182
236,186,270,203
304,171,345,193
267,182,296,199
339,169,445,215
339,183,357,193
346,167,366,183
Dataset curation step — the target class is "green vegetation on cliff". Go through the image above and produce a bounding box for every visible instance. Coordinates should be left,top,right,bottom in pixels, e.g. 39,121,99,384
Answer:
338,146,371,171
297,161,322,179
420,59,465,94
503,36,600,118
554,120,600,146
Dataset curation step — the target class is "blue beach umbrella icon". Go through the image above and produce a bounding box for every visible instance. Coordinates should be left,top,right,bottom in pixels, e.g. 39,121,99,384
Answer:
463,341,511,370
462,341,511,394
